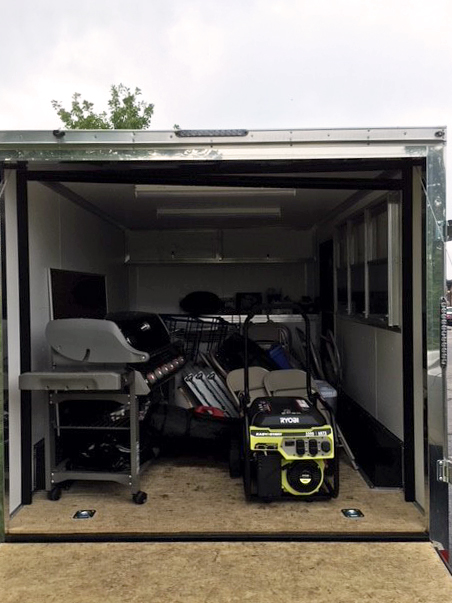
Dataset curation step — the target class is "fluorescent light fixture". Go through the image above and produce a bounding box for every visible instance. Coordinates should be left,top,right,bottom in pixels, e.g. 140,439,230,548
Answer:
135,185,296,198
156,207,281,218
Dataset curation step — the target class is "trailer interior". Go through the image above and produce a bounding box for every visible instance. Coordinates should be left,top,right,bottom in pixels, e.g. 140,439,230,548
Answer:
1,134,433,540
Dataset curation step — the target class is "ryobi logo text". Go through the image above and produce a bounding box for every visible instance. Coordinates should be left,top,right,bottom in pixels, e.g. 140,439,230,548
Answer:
280,417,300,424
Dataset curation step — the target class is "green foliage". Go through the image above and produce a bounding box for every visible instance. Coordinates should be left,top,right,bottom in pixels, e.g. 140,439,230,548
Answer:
51,93,109,129
108,84,154,129
51,84,154,130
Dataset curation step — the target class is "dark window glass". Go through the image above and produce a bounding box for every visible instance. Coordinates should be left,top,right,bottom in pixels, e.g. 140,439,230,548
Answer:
337,225,348,268
337,268,348,313
370,207,388,261
351,265,365,314
369,261,388,315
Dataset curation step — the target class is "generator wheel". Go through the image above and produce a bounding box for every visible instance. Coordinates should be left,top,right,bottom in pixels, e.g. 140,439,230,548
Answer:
229,439,242,478
242,418,253,500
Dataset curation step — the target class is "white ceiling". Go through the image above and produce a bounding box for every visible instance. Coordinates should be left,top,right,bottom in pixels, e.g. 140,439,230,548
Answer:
62,170,384,230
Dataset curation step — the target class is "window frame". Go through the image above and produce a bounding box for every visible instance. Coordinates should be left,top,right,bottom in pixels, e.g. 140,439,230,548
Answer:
334,192,401,327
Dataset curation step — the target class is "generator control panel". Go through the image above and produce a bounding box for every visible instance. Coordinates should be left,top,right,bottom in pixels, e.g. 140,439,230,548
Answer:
249,426,334,461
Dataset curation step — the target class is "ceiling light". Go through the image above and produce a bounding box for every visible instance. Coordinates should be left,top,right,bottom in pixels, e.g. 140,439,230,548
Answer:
135,185,296,198
156,207,281,218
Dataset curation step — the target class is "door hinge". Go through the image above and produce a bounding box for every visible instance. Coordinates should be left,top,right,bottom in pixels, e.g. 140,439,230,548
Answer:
437,459,452,485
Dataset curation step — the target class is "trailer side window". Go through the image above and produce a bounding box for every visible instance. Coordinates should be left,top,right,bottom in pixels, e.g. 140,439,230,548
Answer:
335,193,401,327
368,204,388,317
350,218,365,315
336,224,348,313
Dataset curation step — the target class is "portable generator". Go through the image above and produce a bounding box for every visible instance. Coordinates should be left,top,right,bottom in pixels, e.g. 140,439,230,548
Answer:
239,305,339,501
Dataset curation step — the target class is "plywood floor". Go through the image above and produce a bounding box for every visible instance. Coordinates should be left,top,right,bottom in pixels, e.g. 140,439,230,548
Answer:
7,456,426,537
1,542,451,603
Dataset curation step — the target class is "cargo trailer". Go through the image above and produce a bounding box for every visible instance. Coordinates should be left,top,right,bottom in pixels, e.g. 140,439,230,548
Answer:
0,127,449,569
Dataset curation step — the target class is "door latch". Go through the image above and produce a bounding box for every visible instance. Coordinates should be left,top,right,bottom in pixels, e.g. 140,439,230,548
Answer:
437,459,452,485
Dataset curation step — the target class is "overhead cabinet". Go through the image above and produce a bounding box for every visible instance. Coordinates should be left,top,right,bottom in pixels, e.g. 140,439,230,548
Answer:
126,227,314,263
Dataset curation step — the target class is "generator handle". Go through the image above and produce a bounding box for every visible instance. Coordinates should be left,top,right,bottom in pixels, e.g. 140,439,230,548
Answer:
243,303,312,406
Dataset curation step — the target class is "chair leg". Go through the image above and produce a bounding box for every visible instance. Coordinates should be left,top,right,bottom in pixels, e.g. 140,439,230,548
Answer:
336,424,359,470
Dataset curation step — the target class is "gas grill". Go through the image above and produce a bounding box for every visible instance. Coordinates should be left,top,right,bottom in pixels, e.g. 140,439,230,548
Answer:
105,311,187,385
19,312,187,504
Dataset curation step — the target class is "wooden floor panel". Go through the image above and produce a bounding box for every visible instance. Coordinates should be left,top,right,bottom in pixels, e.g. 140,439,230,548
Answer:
7,457,425,536
0,542,450,603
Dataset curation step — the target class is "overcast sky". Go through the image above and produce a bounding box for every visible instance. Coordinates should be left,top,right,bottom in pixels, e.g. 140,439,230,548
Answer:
1,0,450,131
1,0,451,265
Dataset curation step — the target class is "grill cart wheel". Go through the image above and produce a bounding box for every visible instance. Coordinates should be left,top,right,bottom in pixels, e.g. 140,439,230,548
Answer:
132,490,147,505
48,486,62,501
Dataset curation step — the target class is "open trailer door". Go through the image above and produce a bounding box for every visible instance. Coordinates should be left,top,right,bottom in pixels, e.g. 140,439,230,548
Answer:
0,166,5,541
0,166,31,530
425,144,451,569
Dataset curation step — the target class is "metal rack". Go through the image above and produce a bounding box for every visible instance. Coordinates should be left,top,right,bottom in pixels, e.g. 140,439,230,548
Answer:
162,315,236,362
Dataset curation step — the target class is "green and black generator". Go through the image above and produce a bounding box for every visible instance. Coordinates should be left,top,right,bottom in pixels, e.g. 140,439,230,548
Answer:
239,305,339,501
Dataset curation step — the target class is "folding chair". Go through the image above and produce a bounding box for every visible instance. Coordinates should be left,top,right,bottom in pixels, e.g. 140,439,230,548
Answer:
264,369,358,470
226,367,269,408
